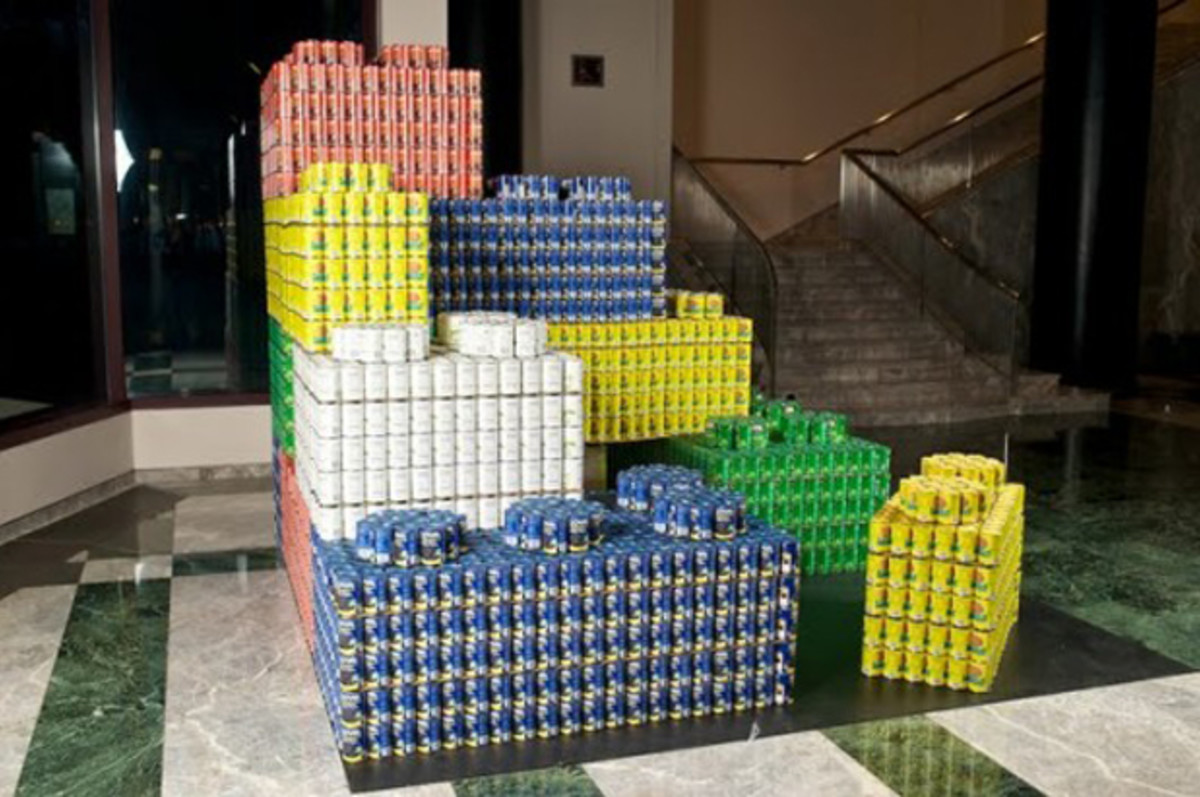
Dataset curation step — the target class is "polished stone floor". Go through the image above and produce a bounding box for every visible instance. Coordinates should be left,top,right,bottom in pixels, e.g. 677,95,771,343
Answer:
2,409,1199,796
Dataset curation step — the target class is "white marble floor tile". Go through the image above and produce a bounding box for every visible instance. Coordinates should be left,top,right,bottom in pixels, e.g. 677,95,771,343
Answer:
0,585,76,796
172,492,274,554
162,571,351,797
80,555,173,584
933,672,1200,797
584,730,897,797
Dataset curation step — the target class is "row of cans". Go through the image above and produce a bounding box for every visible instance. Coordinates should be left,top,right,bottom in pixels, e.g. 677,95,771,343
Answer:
501,498,608,555
378,44,451,70
432,271,664,294
687,440,891,482
585,408,748,444
706,411,849,451
269,282,428,327
896,477,991,527
668,290,725,319
919,453,1007,487
490,175,639,202
650,484,748,542
263,94,483,151
861,647,990,692
433,291,662,323
280,40,364,67
267,190,430,224
262,145,482,189
354,509,466,568
616,464,705,512
268,227,430,261
862,582,1020,629
432,197,666,229
271,57,470,100
867,512,987,564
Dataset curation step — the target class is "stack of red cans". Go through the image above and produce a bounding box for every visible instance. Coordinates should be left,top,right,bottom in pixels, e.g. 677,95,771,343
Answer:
279,449,317,651
261,40,484,199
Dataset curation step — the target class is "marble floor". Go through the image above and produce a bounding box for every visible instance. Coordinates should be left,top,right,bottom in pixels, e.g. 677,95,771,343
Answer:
2,411,1200,796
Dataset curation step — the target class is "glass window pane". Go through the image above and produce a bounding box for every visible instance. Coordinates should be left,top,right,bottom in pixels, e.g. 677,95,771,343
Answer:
112,0,361,397
0,0,104,426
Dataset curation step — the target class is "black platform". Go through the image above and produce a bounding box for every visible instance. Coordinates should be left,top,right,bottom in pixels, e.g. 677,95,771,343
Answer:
345,574,1193,792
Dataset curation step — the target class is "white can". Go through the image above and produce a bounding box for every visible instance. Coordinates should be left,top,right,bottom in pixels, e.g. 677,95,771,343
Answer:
541,393,563,427
365,469,389,503
410,399,433,434
387,400,410,436
383,327,409,363
311,438,341,471
433,431,455,463
499,396,521,431
389,468,410,502
499,461,521,494
520,395,543,429
340,402,365,438
499,428,521,462
565,489,584,501
432,356,456,397
309,358,340,402
339,362,365,401
387,434,410,469
310,401,341,438
455,357,478,396
407,325,430,361
476,359,499,395
563,354,585,393
434,497,457,514
341,469,365,505
477,496,500,530
314,471,341,506
364,363,387,401
455,430,477,463
341,505,366,541
563,458,585,491
542,458,563,492
341,436,365,471
455,397,477,431
387,362,411,400
476,396,499,431
477,460,499,495
562,395,584,428
520,427,542,460
498,359,522,396
433,399,456,432
455,497,479,530
314,507,341,541
434,464,456,498
410,467,434,501
364,435,388,471
514,320,540,358
455,462,478,496
477,430,499,462
521,459,542,493
411,433,434,467
409,361,433,399
541,354,564,394
563,425,585,459
364,401,388,437
542,426,564,460
521,358,542,394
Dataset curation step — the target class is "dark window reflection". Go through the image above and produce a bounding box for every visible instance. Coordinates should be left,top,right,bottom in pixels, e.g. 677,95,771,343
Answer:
113,0,360,396
0,0,102,425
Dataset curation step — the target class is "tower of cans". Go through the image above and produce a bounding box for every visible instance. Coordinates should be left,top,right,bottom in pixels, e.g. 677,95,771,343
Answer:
658,401,892,576
429,175,668,321
303,492,798,762
293,314,587,539
860,453,1024,692
264,162,431,354
548,315,754,443
260,40,482,199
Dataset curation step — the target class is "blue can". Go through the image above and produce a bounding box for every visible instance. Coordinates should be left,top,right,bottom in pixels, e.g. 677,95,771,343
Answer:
336,617,362,654
582,626,603,664
582,593,604,627
438,608,463,643
604,689,625,729
535,699,560,739
648,681,668,723
437,570,463,609
365,649,389,690
442,679,464,713
736,541,759,579
713,677,734,714
464,605,488,641
443,711,464,750
671,548,693,586
339,725,365,762
649,551,669,588
362,572,386,617
520,514,541,552
753,670,773,709
603,554,624,592
511,562,536,603
780,538,799,577
650,587,670,619
515,628,537,670
668,681,691,720
715,544,736,583
691,678,713,717
485,565,510,605
603,624,627,661
467,710,489,748
603,591,626,628
535,561,560,600
735,579,756,612
714,581,734,615
338,652,364,692
536,630,559,669
759,543,778,578
486,602,511,639
513,601,536,634
561,558,583,598
339,690,365,727
332,568,361,618
735,609,756,647
714,612,735,650
412,572,436,611
583,693,604,732
512,702,535,741
487,635,511,674
463,566,486,607
386,570,412,614
582,554,605,595
693,548,714,585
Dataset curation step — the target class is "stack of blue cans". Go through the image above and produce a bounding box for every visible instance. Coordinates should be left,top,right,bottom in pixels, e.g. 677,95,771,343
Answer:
616,465,705,512
650,484,747,543
428,174,668,321
309,506,799,762
501,497,608,555
354,510,467,568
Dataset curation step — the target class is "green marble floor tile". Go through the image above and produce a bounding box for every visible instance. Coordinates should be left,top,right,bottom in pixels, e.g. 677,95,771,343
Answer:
824,716,1043,797
454,764,604,797
16,579,170,797
171,547,280,577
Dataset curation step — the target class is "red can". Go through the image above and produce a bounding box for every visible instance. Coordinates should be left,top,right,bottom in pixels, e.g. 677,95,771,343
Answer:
468,148,484,175
428,95,446,126
362,65,380,95
347,145,365,163
446,69,464,96
362,92,379,122
326,91,344,122
408,69,425,96
429,68,447,96
377,95,394,124
305,92,323,121
347,93,363,122
466,121,483,150
275,62,292,93
346,115,364,147
339,41,362,66
291,63,310,94
391,120,408,150
412,95,429,124
445,96,463,126
467,174,483,197
326,116,345,147
444,122,461,151
329,145,347,163
296,40,315,64
394,94,412,125
364,144,382,163
466,70,482,96
412,147,427,177
321,41,339,65
308,115,327,148
427,45,448,70
410,120,428,150
344,66,362,94
328,63,345,95
407,45,426,70
467,97,483,124
363,119,382,149
310,63,327,93
427,122,443,150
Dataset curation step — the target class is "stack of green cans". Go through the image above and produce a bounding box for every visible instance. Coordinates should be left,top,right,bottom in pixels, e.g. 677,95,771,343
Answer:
658,401,891,575
269,318,295,457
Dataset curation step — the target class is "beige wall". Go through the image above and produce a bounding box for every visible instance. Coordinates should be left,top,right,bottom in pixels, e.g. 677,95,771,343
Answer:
131,406,272,470
524,0,674,200
675,0,1045,238
378,0,447,46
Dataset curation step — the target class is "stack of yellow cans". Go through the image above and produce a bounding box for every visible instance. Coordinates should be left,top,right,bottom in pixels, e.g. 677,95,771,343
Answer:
860,453,1024,693
666,290,725,319
264,162,431,352
547,313,753,443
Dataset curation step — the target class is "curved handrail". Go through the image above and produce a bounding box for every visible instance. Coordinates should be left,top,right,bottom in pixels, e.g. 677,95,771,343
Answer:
692,0,1189,168
843,149,1022,302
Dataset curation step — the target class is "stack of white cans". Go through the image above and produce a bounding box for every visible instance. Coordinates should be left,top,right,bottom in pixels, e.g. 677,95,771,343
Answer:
293,315,586,540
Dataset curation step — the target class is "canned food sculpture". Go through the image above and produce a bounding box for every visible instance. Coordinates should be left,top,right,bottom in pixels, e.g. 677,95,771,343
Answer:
860,453,1024,692
306,497,798,762
657,400,892,576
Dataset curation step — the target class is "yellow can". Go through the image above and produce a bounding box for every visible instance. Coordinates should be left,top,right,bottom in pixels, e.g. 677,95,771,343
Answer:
326,192,346,224
883,617,907,649
925,654,948,687
324,259,346,290
364,226,387,258
933,525,956,561
889,520,911,557
362,193,385,226
950,595,973,629
864,586,888,616
406,193,430,225
406,225,429,254
407,287,429,320
365,257,388,289
908,559,931,592
343,192,365,224
298,192,327,223
949,626,971,659
966,661,992,694
927,623,949,657
406,256,430,284
865,553,890,585
931,561,954,593
345,259,367,289
387,288,406,321
907,588,930,621
955,525,979,564
906,619,928,653
882,648,904,680
367,288,389,322
959,486,982,525
951,564,974,598
935,486,962,526
904,651,926,683
368,163,392,192
347,290,368,322
861,643,885,677
972,565,996,599
344,226,367,259
387,225,407,257
909,523,933,559
862,615,884,646
976,527,1001,566
347,163,370,192
947,657,968,690
887,556,909,590
327,289,347,324
929,592,952,625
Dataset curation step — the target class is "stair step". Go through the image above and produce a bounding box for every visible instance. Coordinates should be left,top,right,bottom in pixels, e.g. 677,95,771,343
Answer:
780,300,919,322
780,377,1009,410
778,283,906,303
781,357,965,385
777,337,962,363
776,268,898,288
778,318,944,344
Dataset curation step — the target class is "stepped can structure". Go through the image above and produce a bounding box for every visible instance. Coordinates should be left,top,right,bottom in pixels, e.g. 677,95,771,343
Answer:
859,454,1024,692
655,400,892,575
